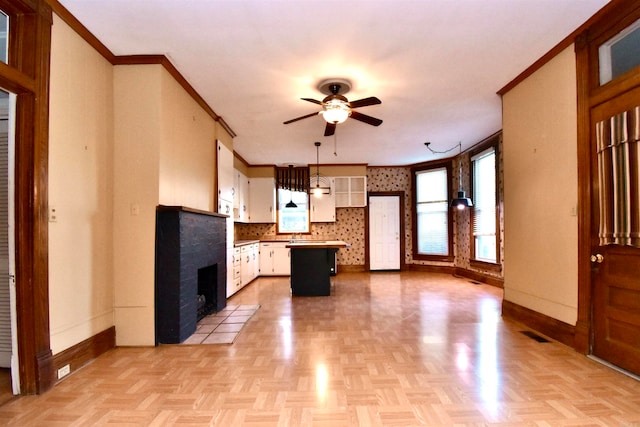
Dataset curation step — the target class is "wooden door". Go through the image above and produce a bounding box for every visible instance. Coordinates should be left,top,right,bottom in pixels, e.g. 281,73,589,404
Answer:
369,195,401,270
590,86,640,375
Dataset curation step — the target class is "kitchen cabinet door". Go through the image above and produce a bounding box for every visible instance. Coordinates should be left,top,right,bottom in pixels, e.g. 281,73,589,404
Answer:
259,243,274,275
272,245,291,276
310,177,335,222
334,176,367,207
248,177,276,223
217,141,234,210
234,170,249,222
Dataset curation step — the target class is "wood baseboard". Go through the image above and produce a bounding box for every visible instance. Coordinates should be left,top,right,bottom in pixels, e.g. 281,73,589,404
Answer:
502,300,575,348
52,326,116,383
406,264,456,274
454,267,504,288
337,265,367,273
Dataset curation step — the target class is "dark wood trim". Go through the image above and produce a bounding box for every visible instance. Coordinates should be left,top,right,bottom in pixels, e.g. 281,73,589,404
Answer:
52,327,116,383
0,0,54,395
45,0,116,62
365,192,405,271
468,134,501,265
0,62,36,93
405,264,456,275
337,265,367,273
574,0,640,356
497,0,624,96
46,0,237,138
410,159,454,262
575,31,593,355
454,267,503,288
502,300,575,348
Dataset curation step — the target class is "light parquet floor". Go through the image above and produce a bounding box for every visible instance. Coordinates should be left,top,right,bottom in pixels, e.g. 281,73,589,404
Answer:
1,271,639,426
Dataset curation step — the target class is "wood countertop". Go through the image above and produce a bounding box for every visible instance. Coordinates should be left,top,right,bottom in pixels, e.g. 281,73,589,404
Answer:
286,240,350,249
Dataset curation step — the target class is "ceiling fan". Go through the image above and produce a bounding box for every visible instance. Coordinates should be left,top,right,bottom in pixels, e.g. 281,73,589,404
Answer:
283,79,383,137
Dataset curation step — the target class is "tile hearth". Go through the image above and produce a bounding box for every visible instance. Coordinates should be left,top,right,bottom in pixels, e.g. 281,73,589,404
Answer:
181,304,259,345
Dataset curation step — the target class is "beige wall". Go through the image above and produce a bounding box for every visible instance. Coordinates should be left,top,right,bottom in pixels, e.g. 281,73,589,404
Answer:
159,70,217,211
113,65,162,346
113,65,219,345
502,45,579,325
48,15,115,354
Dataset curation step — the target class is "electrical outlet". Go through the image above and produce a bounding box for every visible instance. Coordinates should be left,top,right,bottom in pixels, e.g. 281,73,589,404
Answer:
57,364,70,379
49,206,57,222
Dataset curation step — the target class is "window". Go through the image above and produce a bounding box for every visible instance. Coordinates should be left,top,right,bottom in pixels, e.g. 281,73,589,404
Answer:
599,18,640,85
0,10,7,64
413,162,452,259
277,189,309,233
471,147,497,263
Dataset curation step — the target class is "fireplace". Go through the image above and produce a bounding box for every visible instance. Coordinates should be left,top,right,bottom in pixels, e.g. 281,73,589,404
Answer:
155,206,227,344
197,264,218,321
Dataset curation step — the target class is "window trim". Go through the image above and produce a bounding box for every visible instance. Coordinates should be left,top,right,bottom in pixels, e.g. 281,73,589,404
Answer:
411,159,453,262
469,137,500,268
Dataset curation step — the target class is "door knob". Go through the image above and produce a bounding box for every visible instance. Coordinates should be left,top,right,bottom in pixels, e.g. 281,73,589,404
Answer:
590,253,604,263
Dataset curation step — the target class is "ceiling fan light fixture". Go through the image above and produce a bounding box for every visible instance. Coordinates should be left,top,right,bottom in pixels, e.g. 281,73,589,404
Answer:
322,100,350,124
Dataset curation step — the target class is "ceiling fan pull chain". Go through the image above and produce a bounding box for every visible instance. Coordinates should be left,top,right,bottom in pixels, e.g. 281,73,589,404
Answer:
334,133,338,156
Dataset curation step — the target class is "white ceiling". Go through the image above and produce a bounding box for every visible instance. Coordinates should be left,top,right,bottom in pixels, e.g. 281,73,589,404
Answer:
58,0,609,166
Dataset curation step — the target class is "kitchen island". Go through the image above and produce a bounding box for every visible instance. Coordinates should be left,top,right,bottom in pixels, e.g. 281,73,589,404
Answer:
286,240,349,296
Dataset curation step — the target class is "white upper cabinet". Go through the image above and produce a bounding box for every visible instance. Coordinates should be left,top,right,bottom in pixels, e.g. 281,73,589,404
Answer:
310,176,336,222
334,176,367,207
248,177,276,223
217,140,234,216
234,169,249,222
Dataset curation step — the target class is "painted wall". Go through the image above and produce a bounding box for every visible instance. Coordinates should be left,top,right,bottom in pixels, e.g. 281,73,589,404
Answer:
113,65,162,346
502,45,579,325
158,70,217,212
113,64,219,346
48,15,115,354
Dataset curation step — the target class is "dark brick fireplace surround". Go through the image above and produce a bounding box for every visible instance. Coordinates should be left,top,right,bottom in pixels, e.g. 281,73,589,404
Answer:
155,206,227,344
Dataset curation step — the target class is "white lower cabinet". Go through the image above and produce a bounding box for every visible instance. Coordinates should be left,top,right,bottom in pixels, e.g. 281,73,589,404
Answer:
260,242,290,276
228,242,259,298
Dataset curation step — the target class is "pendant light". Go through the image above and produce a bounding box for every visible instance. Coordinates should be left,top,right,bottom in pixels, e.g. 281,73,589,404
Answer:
424,141,473,210
285,164,297,208
313,142,323,198
450,143,473,210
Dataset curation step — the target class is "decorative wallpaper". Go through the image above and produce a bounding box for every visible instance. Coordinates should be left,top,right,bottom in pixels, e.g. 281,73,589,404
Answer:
236,133,504,279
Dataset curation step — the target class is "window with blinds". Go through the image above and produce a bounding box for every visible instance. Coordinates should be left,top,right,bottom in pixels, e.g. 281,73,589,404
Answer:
471,148,497,263
415,167,450,256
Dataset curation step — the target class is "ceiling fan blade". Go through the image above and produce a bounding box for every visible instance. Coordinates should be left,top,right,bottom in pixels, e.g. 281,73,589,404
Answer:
283,111,320,124
324,122,336,136
348,97,382,108
350,111,383,126
302,98,323,105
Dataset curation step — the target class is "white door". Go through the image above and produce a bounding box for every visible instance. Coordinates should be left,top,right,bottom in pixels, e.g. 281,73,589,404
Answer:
369,195,400,270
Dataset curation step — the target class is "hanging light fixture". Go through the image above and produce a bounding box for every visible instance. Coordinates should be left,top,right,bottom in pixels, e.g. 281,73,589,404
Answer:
450,143,473,210
285,164,298,208
424,141,473,210
313,142,323,197
310,142,331,197
321,98,350,124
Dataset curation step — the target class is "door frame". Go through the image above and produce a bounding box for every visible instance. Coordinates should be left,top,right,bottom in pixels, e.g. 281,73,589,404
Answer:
0,0,54,394
365,192,405,271
574,0,640,354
